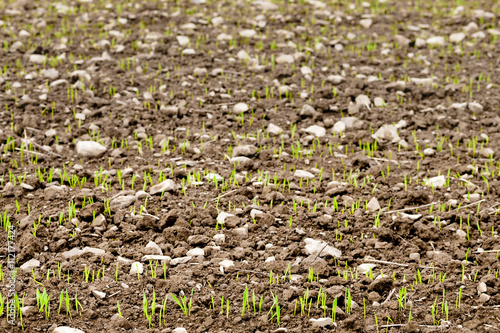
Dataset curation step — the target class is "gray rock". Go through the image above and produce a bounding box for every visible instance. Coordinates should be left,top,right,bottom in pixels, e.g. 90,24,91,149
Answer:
478,282,487,294
304,238,341,258
20,258,40,271
29,54,47,64
479,293,490,303
372,124,400,142
76,141,107,158
468,101,483,113
450,32,465,43
358,263,376,275
359,18,372,29
53,327,86,333
309,317,332,327
233,145,257,157
276,54,294,64
91,290,106,299
141,255,171,263
266,123,282,136
327,75,344,85
481,148,494,158
129,262,143,275
233,102,249,113
170,256,192,266
150,179,176,195
304,125,326,137
186,248,204,256
62,248,83,259
366,197,381,213
41,68,59,79
173,328,188,333
355,94,371,106
145,241,163,255
426,36,446,46
294,170,315,179
233,226,249,239
409,253,421,261
424,175,446,188
110,195,136,210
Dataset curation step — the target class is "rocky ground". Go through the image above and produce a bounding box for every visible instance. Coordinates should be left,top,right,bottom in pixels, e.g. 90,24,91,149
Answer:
1,0,500,332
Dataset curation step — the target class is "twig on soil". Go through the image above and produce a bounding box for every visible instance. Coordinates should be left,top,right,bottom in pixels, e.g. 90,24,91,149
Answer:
212,189,237,201
455,199,486,211
312,244,328,262
381,288,395,306
23,130,62,158
478,202,500,214
15,148,49,157
471,249,500,254
108,291,121,298
384,202,439,214
364,259,442,270
366,156,410,165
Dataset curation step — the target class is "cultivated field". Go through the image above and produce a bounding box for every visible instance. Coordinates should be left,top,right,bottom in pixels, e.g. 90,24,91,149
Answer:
1,0,500,332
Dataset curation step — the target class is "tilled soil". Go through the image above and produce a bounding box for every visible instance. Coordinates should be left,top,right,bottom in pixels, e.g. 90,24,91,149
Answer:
1,0,500,332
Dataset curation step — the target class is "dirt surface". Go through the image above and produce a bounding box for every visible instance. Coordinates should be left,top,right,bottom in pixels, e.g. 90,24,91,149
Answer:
1,0,500,332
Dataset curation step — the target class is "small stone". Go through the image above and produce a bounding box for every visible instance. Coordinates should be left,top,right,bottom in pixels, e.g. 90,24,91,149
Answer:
464,193,481,203
170,256,192,266
358,263,376,274
276,54,295,64
456,229,467,238
110,195,136,210
176,36,190,46
219,259,234,268
76,141,107,158
233,226,249,239
366,197,381,213
478,282,487,294
130,262,143,275
266,123,282,136
20,259,40,271
173,328,188,333
233,102,249,113
332,121,346,134
193,67,207,77
424,175,446,188
233,145,257,157
42,68,59,79
145,241,163,255
29,54,47,64
468,101,483,113
304,238,341,258
372,124,400,142
450,32,466,43
479,293,490,303
304,125,326,137
374,97,385,107
355,94,371,106
327,75,344,85
426,36,446,46
481,148,494,158
91,290,106,299
409,253,421,261
309,317,332,327
359,18,372,29
239,29,256,38
423,148,435,156
186,248,205,256
294,170,315,179
53,328,86,333
150,179,176,195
